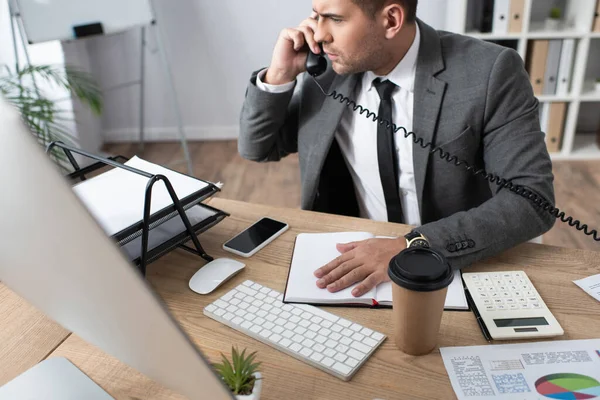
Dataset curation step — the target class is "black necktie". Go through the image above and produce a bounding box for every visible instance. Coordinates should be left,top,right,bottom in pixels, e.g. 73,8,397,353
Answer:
373,78,404,223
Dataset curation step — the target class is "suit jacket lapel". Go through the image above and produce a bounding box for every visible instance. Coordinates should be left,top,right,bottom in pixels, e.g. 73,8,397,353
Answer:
413,20,447,214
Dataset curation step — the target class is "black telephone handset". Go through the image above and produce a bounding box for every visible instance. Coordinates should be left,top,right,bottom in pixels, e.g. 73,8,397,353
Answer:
305,43,327,77
304,43,598,241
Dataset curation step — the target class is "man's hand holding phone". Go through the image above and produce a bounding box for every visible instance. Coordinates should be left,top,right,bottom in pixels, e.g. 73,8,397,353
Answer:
265,12,321,85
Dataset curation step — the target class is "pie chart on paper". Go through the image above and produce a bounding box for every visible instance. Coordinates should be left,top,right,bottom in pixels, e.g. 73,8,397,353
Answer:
535,373,600,399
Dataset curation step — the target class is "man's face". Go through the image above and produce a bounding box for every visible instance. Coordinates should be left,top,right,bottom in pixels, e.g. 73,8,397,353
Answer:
312,0,387,75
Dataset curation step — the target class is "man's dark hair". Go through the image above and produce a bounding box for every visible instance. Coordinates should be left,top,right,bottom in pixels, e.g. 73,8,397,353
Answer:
351,0,418,22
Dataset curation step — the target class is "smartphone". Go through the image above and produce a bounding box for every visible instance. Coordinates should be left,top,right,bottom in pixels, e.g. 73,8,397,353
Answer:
222,217,289,258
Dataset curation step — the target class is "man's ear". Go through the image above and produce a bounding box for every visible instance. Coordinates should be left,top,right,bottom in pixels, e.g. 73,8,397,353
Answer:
381,3,405,39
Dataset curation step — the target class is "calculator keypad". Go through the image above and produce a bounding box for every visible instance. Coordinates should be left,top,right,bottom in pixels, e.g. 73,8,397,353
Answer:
470,272,544,311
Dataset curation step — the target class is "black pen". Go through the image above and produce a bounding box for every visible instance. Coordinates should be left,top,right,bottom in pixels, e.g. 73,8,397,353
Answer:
465,288,492,343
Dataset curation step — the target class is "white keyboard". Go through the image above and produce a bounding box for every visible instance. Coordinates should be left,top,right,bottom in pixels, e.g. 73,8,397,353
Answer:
203,280,386,381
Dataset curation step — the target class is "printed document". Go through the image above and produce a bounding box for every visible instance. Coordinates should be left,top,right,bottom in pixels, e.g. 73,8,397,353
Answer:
440,339,600,399
573,274,600,303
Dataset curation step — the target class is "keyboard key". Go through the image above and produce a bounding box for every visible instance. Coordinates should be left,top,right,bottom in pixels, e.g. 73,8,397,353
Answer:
334,353,348,363
308,324,320,332
242,280,253,286
325,339,338,349
259,330,271,339
251,283,261,290
330,332,342,341
331,324,343,333
315,335,327,344
205,305,216,313
346,357,359,368
256,293,266,300
342,328,353,337
292,334,304,343
214,309,225,317
290,343,302,352
321,320,333,328
310,353,324,362
305,331,316,339
239,285,258,296
223,312,234,321
302,339,315,348
311,316,323,324
350,341,371,354
341,336,352,346
371,332,384,341
214,299,228,308
321,357,335,367
352,332,365,341
250,325,262,334
336,344,349,353
313,344,325,353
270,334,282,343
338,319,352,327
333,362,352,375
348,348,366,361
280,338,292,348
363,337,378,347
324,349,336,358
264,322,275,330
232,316,244,325
350,323,362,332
241,321,252,330
300,348,313,358
361,327,374,336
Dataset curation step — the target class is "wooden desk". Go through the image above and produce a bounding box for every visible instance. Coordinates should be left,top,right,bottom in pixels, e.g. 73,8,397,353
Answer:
7,198,600,399
0,283,70,385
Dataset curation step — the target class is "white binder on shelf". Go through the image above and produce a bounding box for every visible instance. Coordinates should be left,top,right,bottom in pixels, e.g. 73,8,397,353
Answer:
556,39,575,96
543,40,563,96
540,102,551,137
492,0,510,34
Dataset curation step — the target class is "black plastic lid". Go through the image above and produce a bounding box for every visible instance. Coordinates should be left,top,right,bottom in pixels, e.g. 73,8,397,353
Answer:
388,247,454,292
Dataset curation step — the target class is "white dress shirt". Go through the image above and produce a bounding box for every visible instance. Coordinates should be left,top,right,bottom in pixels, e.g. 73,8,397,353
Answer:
257,25,422,226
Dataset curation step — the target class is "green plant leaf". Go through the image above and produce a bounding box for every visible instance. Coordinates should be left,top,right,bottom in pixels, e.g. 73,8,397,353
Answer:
214,346,261,395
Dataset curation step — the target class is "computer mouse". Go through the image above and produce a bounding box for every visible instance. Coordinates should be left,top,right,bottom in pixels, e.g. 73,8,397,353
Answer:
188,258,246,295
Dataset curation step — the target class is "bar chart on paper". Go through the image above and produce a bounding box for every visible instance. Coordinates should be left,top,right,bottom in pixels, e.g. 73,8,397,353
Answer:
535,373,600,399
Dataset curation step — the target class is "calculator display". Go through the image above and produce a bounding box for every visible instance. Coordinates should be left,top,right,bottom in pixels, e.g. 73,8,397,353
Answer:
494,317,549,328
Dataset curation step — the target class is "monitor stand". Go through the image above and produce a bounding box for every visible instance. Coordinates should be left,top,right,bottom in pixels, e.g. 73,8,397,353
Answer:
0,357,114,399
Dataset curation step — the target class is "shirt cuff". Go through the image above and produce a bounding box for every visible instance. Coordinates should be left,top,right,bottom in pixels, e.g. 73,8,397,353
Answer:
256,68,296,93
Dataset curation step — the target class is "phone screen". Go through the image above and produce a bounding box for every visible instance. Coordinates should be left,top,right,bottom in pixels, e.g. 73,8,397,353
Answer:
224,217,287,254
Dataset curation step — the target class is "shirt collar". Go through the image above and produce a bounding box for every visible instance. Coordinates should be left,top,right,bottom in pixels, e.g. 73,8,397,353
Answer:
363,23,420,94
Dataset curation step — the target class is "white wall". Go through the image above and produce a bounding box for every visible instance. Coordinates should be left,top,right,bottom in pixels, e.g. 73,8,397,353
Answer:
79,0,446,143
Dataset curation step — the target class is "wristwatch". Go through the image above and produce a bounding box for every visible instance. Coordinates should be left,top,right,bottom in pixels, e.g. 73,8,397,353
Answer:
404,231,430,248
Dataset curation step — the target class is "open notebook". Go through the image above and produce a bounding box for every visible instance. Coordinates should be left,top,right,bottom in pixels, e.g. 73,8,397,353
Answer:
283,232,468,310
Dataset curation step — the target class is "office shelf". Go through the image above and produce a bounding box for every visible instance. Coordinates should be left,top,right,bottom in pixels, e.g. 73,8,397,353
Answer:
446,0,600,160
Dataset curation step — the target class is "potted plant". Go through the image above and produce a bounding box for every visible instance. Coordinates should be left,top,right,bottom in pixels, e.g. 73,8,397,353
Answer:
0,64,102,170
213,346,262,400
545,7,562,30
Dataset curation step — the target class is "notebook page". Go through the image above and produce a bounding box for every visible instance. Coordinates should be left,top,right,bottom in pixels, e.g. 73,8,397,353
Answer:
73,157,209,237
375,270,468,310
285,232,377,303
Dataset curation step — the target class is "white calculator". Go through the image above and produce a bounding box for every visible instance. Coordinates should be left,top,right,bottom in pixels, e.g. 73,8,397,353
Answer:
462,271,564,340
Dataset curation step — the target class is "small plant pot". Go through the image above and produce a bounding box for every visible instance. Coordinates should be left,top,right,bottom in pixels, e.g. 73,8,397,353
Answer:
235,372,262,400
544,18,561,30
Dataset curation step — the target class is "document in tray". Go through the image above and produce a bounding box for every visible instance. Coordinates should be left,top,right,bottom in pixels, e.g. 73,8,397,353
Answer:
72,156,212,237
440,339,600,400
282,232,468,310
573,273,600,303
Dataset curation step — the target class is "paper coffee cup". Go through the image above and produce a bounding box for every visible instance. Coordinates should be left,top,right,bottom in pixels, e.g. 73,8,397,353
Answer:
387,247,454,356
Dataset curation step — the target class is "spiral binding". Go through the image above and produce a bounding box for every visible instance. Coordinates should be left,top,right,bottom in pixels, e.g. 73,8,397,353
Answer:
311,77,599,242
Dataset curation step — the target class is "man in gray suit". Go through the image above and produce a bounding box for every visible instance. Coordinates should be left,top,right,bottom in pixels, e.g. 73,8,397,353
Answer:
239,0,555,298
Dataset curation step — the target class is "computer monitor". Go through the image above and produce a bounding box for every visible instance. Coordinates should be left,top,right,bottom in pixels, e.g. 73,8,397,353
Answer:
0,98,233,400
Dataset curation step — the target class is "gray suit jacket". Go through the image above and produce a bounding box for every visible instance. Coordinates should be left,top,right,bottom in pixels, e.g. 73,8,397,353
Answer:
239,19,555,269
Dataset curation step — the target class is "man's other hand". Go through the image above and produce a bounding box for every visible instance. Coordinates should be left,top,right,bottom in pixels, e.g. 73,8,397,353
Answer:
313,238,406,297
